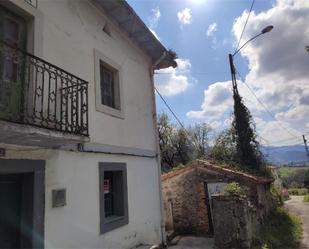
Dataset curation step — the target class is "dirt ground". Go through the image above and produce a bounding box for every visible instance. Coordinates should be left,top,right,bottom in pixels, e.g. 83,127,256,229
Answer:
135,236,214,249
168,236,214,249
285,195,309,249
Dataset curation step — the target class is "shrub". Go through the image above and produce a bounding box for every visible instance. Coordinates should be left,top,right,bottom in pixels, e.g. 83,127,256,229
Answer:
270,186,284,207
224,182,245,196
304,194,309,202
279,167,309,189
261,244,270,249
288,188,308,196
257,208,302,249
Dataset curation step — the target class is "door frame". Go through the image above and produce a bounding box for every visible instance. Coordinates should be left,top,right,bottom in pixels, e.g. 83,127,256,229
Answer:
203,182,214,235
0,159,45,249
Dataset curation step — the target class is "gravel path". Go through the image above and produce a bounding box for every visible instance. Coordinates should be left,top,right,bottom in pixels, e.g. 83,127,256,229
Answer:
285,196,309,249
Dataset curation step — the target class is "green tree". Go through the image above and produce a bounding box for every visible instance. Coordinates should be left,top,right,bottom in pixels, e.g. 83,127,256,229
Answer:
207,128,237,163
157,113,176,169
157,113,212,171
173,128,194,165
189,123,212,158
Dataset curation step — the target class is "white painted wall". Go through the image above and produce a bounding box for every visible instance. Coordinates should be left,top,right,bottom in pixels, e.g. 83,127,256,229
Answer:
44,151,162,249
7,0,158,151
1,0,163,248
4,148,162,249
38,0,157,151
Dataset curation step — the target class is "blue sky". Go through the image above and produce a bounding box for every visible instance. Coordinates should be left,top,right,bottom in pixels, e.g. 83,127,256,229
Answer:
127,0,309,146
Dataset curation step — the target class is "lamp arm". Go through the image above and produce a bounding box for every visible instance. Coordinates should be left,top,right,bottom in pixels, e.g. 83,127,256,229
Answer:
233,32,263,56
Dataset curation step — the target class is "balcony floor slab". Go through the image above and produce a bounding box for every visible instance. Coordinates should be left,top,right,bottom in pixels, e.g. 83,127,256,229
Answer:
0,120,89,148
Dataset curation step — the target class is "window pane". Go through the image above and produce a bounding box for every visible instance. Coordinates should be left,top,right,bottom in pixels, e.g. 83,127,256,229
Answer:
3,18,20,46
100,65,115,108
99,163,128,234
104,171,114,217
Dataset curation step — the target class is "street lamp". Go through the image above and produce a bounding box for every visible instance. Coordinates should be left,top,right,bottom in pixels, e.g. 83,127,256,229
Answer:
228,25,273,168
229,25,274,94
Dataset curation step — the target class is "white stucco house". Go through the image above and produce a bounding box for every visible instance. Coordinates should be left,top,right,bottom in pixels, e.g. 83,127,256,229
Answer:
0,0,176,248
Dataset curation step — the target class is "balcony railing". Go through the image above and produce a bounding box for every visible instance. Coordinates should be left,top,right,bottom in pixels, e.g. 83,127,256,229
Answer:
0,41,89,136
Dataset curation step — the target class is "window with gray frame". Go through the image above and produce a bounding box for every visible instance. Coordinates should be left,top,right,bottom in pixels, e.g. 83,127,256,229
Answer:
100,62,120,110
99,162,128,234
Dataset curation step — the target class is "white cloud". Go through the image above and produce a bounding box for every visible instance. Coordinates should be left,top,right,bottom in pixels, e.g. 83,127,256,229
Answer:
188,0,309,145
147,7,161,40
148,7,161,28
206,22,218,37
206,22,218,49
155,58,194,96
186,80,256,121
255,118,301,146
186,81,233,120
177,8,192,25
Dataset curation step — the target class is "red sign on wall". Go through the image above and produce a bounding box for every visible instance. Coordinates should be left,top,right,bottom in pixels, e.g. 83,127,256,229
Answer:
103,179,110,194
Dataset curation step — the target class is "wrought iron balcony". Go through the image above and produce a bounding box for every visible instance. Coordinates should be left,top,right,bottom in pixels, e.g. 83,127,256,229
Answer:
0,40,89,137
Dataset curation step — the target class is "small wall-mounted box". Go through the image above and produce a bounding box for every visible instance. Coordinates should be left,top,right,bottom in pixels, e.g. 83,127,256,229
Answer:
52,189,66,208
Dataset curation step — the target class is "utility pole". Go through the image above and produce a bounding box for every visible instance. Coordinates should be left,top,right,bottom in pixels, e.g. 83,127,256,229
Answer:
303,135,309,159
228,54,239,96
228,25,273,97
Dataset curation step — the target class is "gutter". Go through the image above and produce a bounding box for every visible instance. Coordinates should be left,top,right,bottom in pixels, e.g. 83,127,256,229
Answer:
150,52,170,247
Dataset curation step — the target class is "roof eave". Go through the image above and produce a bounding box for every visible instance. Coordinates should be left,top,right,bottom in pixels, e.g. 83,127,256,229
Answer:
93,0,177,69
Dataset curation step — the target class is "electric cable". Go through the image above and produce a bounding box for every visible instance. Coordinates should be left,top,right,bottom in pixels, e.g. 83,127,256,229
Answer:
235,70,300,139
234,0,256,54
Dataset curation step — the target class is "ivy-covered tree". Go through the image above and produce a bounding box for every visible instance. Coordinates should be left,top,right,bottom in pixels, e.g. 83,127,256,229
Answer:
232,89,265,171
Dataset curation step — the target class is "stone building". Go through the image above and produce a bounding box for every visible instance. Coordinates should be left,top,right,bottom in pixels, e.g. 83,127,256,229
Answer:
0,1,176,248
161,160,273,236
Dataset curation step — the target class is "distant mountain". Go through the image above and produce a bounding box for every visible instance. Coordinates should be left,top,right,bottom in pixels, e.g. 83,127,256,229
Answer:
262,145,309,166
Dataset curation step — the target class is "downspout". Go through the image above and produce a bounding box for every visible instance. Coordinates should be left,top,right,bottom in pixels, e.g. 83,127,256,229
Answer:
150,51,168,247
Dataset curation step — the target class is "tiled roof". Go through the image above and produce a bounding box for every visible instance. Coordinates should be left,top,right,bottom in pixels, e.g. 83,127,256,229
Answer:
161,166,195,181
195,160,273,184
161,159,273,185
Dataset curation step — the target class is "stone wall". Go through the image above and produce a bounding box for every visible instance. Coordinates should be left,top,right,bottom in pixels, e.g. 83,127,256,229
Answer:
161,161,274,239
212,195,255,249
162,167,210,235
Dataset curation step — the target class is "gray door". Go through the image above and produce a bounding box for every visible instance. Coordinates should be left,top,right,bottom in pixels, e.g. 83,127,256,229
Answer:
0,160,45,249
0,174,22,248
0,7,27,120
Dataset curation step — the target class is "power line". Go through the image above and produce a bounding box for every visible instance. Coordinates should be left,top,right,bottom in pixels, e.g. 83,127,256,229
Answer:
154,87,201,149
155,87,187,131
235,70,300,139
234,0,256,54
